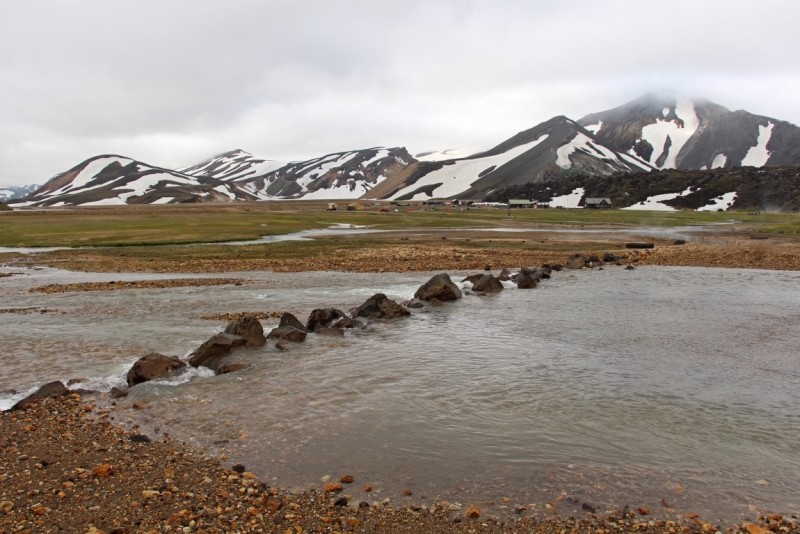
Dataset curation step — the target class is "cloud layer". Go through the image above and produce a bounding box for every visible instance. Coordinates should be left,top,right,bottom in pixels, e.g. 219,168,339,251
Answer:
1,0,799,186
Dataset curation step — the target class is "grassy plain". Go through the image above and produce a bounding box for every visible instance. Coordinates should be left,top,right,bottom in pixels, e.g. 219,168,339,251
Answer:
1,201,799,248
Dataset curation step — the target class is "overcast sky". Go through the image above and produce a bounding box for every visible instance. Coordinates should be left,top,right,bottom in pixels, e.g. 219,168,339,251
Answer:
1,0,799,186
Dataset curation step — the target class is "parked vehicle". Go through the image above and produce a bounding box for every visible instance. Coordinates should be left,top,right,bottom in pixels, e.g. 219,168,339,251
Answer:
327,203,338,211
347,204,357,211
379,207,389,213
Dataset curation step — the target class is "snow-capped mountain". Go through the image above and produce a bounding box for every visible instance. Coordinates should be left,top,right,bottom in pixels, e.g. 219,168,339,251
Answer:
16,155,259,207
14,148,415,207
178,150,285,181
366,116,653,201
239,147,414,199
0,184,40,201
577,93,800,171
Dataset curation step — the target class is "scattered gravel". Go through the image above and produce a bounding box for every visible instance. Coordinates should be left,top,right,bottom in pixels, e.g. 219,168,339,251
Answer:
28,278,246,294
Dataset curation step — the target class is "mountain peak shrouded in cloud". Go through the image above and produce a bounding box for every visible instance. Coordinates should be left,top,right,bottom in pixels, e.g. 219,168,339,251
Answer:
1,1,800,187
13,94,800,207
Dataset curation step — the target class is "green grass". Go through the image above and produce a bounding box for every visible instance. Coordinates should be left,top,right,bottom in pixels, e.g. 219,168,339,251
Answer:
1,203,799,248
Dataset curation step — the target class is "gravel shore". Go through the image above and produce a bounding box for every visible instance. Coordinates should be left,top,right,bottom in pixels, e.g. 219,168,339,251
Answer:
2,397,796,534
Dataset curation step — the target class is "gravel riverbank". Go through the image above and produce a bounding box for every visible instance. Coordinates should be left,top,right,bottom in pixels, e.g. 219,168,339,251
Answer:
2,396,796,534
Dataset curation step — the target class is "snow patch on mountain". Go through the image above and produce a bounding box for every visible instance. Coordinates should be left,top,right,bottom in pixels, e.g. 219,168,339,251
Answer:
390,135,549,200
697,192,737,211
622,187,695,211
741,122,774,167
556,133,639,171
711,154,727,169
549,187,585,208
179,150,284,181
584,122,602,134
639,98,700,169
414,149,476,162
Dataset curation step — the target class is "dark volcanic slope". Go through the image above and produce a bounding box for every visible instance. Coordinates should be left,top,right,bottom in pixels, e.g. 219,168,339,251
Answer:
485,165,800,212
578,93,800,171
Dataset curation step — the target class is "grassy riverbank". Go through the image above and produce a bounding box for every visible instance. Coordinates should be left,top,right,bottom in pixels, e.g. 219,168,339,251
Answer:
2,202,800,248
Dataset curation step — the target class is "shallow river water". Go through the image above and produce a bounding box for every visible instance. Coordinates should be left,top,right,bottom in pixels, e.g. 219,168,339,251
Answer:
1,265,798,524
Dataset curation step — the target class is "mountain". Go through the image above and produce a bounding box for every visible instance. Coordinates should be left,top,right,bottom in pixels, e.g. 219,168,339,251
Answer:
0,184,40,201
239,147,414,199
484,165,800,212
16,155,258,207
577,93,800,171
13,148,415,207
366,116,653,201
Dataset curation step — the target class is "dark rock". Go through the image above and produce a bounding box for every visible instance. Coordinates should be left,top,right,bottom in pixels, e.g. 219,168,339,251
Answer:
9,381,69,411
215,362,250,375
110,387,129,399
70,388,98,396
625,264,636,270
267,326,307,342
224,316,266,346
520,267,536,276
550,264,563,271
499,267,512,277
540,266,552,275
334,497,349,507
582,503,596,513
472,274,504,293
406,299,425,309
516,275,538,289
586,255,601,263
352,293,410,320
127,353,187,387
625,242,654,249
430,298,444,306
316,327,344,337
673,239,686,245
66,378,87,386
603,253,620,262
484,265,492,271
359,501,370,509
279,312,308,332
231,464,246,474
306,308,348,331
565,254,586,269
129,435,151,443
414,273,462,301
188,333,247,371
461,274,485,284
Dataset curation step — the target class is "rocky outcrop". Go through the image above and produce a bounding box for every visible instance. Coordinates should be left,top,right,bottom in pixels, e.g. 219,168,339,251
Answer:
224,316,266,346
566,255,586,269
9,381,70,411
279,312,308,332
306,308,348,332
471,274,504,293
267,326,307,342
127,352,187,386
498,267,513,281
414,274,462,301
188,333,247,371
352,293,410,320
461,274,485,284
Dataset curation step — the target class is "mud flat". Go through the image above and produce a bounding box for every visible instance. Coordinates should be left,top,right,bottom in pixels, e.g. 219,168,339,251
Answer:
2,396,794,534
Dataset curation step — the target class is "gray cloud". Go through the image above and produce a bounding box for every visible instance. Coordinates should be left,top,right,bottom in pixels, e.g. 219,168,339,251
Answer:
1,0,799,185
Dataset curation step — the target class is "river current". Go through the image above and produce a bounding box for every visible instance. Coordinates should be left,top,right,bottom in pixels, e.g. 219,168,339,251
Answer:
0,265,798,524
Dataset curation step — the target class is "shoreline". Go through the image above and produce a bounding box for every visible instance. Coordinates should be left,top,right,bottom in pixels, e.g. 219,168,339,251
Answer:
2,396,794,534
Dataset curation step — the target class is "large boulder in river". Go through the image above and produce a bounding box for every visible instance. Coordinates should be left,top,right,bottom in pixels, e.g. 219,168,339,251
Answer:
565,254,586,269
472,274,504,293
279,312,308,332
9,381,69,411
516,274,538,289
498,267,513,281
188,333,247,371
306,308,348,331
352,293,410,320
414,274,462,301
127,352,187,386
267,326,307,342
224,316,266,346
461,274,485,284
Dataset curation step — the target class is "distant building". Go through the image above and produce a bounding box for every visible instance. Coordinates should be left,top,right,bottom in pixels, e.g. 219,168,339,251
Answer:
508,199,535,208
584,197,612,209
